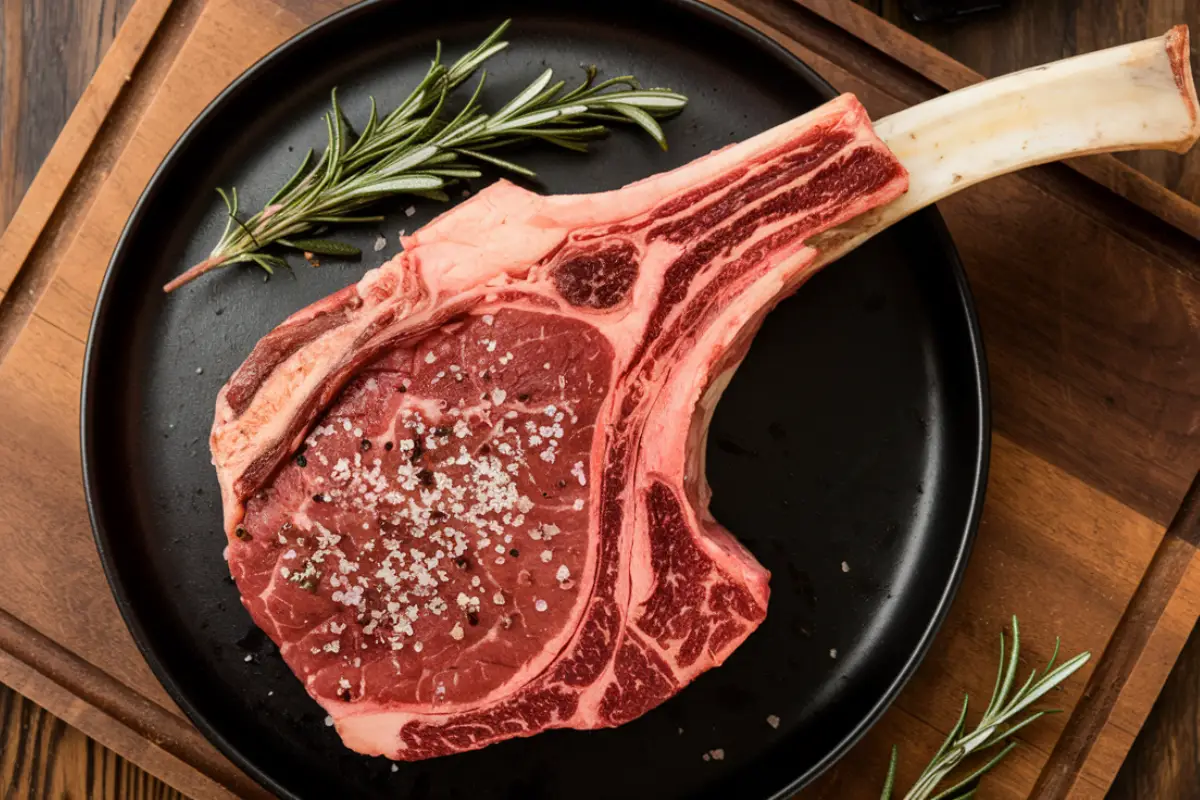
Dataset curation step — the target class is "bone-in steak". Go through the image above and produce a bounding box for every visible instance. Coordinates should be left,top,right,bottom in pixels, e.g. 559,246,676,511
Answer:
212,93,908,760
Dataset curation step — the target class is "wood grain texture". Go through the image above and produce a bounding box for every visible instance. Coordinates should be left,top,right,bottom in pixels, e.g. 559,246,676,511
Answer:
1034,475,1200,796
1112,624,1200,798
0,0,137,231
1,682,184,799
0,0,180,368
0,587,268,798
0,0,1198,799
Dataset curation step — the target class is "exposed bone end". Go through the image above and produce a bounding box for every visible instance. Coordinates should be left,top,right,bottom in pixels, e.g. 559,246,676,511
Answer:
1165,25,1199,150
812,26,1199,266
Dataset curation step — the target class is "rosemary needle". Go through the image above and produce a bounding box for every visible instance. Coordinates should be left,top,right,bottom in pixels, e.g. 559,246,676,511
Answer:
164,20,688,291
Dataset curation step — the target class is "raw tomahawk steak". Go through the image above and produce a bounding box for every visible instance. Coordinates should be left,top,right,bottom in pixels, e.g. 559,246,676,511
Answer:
213,93,908,759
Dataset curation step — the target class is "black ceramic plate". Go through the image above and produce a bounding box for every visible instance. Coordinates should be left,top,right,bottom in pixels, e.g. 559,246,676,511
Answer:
82,1,988,798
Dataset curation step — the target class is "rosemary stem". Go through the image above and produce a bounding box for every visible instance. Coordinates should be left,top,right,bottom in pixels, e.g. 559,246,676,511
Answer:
162,256,227,292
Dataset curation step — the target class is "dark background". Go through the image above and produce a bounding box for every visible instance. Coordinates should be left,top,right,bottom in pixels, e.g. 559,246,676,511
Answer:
0,0,1196,797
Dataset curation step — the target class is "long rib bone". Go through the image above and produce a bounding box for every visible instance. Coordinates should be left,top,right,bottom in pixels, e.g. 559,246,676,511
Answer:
815,25,1198,260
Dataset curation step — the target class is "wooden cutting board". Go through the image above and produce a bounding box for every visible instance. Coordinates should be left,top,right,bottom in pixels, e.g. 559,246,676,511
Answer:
0,0,1197,797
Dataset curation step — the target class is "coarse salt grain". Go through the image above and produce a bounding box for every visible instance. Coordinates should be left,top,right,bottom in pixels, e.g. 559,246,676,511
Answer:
766,715,780,729
374,235,387,252
324,716,334,727
829,648,838,659
534,598,548,612
841,561,850,573
405,206,416,217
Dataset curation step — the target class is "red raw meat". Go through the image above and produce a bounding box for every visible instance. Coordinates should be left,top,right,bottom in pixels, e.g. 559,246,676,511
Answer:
212,93,907,760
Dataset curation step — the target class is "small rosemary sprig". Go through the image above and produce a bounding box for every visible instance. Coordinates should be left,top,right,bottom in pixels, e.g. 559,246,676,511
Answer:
881,616,1090,800
164,21,688,291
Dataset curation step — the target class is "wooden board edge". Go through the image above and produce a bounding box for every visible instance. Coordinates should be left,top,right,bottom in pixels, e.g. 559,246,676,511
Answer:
1032,472,1200,797
802,0,979,90
0,0,210,370
0,0,175,293
790,0,1200,240
0,607,270,800
1076,543,1200,795
1066,154,1200,243
0,649,238,800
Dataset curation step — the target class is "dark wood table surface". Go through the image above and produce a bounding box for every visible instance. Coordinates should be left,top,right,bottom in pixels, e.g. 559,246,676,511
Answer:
1,0,1197,797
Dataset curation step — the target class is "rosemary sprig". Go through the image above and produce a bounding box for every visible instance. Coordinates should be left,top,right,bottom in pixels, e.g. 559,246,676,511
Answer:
164,21,688,291
881,616,1090,800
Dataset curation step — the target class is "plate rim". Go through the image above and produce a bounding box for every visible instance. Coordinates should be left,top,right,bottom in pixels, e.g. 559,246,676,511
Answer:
81,1,991,797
